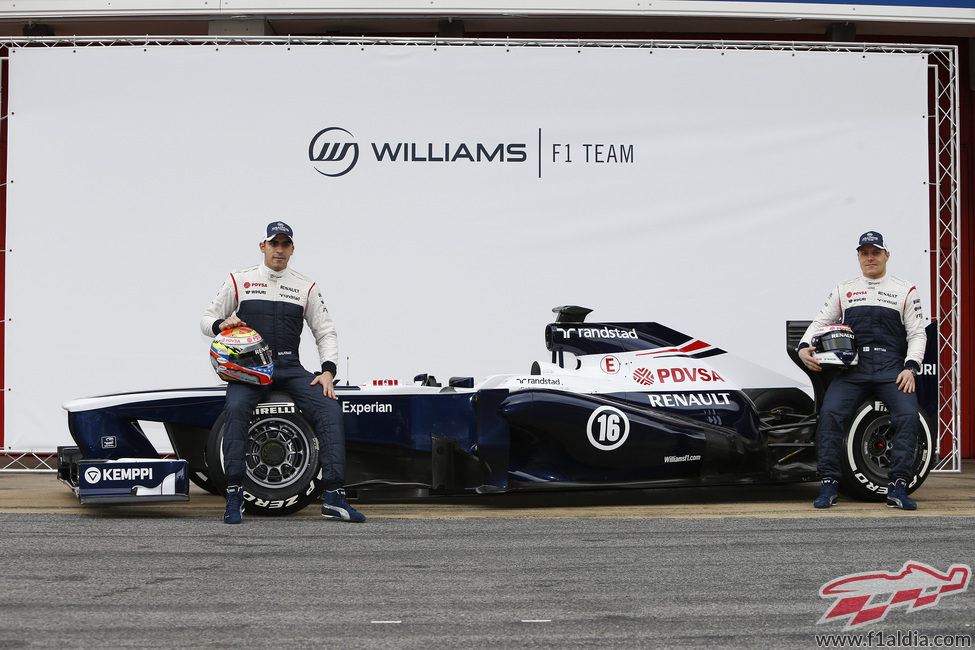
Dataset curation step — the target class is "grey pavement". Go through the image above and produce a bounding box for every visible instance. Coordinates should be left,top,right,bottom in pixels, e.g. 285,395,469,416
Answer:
0,514,973,648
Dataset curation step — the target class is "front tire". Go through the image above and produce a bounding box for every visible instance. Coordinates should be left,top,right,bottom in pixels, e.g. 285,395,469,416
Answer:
839,402,933,501
207,393,324,516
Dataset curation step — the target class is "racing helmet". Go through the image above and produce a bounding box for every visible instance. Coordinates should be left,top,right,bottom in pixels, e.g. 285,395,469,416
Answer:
210,327,274,385
810,324,858,368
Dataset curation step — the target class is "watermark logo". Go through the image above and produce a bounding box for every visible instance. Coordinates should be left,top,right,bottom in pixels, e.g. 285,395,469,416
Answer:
308,127,359,177
818,561,971,629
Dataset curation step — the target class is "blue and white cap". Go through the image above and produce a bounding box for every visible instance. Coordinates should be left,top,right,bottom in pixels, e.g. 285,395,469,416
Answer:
857,231,886,251
265,221,294,242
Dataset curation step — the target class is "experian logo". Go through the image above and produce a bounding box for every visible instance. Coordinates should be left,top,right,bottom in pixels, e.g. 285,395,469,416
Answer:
309,127,360,177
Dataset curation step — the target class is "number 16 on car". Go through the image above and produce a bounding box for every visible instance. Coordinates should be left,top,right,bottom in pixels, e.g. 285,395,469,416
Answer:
587,406,631,451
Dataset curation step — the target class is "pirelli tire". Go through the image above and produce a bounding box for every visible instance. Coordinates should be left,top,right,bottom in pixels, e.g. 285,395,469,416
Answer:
838,401,934,502
207,392,324,516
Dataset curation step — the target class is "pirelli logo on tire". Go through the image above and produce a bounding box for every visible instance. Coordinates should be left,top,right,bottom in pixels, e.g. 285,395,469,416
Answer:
253,403,297,416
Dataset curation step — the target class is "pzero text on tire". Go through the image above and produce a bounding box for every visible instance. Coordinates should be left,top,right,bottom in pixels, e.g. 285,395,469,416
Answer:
840,401,933,501
206,392,324,516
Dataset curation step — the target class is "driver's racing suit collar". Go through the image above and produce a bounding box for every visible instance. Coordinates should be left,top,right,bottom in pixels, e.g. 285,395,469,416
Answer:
260,263,287,280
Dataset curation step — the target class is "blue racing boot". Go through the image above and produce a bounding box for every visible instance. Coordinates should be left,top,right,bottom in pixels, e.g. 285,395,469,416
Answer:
224,485,244,524
814,478,839,509
322,488,366,522
886,479,918,510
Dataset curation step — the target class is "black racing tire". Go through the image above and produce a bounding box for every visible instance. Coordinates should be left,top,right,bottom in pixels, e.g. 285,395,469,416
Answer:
838,402,934,502
206,393,324,516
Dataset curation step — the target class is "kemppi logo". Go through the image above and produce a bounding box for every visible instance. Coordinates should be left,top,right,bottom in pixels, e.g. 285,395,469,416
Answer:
83,466,154,483
309,127,359,177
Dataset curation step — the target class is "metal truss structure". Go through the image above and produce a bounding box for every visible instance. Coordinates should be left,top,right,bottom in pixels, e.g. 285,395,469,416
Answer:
0,36,962,472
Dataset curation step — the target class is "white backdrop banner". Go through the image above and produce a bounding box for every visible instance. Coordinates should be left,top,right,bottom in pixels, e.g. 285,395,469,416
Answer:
4,43,930,451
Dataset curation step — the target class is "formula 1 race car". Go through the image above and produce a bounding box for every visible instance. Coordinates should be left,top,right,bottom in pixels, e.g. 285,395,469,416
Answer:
57,306,937,515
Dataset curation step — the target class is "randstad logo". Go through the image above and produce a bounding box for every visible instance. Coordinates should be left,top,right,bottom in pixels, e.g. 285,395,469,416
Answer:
308,127,360,177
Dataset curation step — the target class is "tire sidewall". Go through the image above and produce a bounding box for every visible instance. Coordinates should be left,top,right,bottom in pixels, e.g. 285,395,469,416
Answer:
841,401,933,500
207,394,324,515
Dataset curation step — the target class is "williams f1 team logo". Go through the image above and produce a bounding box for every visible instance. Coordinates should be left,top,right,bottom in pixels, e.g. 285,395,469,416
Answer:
818,561,970,629
309,127,359,177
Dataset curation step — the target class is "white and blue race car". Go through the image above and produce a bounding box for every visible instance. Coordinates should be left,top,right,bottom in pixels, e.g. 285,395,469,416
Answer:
57,306,936,515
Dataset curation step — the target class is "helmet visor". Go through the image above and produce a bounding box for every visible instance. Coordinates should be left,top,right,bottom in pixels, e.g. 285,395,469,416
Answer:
234,345,273,368
819,332,855,353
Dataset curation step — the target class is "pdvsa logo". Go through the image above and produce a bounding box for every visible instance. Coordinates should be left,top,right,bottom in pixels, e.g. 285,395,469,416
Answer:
633,368,654,385
309,127,359,177
656,368,724,384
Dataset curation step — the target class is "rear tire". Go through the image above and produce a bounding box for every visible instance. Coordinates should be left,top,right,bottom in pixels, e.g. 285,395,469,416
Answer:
207,393,324,516
839,402,933,501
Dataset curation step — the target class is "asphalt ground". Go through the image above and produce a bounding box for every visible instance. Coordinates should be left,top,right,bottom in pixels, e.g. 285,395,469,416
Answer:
0,469,973,648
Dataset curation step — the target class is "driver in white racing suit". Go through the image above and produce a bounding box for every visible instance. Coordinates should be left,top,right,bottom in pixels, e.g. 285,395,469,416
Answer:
201,221,365,524
798,231,926,510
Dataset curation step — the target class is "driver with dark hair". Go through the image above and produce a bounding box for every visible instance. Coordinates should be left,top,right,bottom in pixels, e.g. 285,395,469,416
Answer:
201,221,365,524
797,231,926,510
